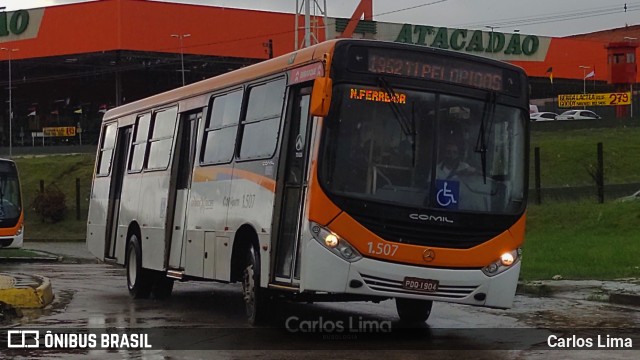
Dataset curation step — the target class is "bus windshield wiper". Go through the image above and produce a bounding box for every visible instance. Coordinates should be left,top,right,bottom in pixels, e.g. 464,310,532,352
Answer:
377,76,417,165
475,91,497,184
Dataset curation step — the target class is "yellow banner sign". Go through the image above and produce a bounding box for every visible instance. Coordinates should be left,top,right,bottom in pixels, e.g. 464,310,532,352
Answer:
558,92,631,107
43,126,77,137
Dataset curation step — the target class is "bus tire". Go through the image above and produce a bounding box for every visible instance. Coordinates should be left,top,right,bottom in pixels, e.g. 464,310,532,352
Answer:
152,276,174,300
395,298,433,324
126,234,153,299
242,244,269,325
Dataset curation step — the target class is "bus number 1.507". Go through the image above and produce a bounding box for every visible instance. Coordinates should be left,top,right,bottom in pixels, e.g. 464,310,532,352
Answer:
367,242,399,256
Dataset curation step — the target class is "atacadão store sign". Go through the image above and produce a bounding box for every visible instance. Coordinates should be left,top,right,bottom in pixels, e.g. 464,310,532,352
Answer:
328,20,551,62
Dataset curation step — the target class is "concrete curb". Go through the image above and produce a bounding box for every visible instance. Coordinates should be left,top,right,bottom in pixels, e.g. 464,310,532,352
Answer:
0,249,62,262
517,280,640,307
0,273,55,309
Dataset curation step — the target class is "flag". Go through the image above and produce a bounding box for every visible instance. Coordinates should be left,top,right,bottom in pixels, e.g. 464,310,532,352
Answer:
585,70,595,79
546,66,553,84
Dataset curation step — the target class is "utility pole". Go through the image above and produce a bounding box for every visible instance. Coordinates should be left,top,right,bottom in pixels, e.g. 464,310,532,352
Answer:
484,26,496,53
171,33,191,86
1,47,19,156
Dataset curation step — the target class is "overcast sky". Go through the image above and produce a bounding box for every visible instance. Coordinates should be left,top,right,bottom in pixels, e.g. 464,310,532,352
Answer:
2,0,638,37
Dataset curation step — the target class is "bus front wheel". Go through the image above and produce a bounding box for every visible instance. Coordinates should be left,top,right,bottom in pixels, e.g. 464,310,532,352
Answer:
242,245,269,325
395,298,433,324
126,234,153,299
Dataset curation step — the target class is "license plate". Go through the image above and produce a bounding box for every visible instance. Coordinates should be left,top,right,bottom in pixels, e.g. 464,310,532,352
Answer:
402,277,439,293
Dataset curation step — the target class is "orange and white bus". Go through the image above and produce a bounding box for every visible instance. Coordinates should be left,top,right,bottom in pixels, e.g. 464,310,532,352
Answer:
0,158,24,249
87,39,529,324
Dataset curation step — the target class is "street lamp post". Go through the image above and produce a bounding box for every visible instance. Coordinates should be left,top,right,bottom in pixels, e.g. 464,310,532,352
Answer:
1,47,19,157
579,65,591,94
484,26,496,53
170,33,191,86
624,37,637,118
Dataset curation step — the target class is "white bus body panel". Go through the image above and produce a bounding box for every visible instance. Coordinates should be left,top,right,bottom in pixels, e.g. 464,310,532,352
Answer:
168,189,189,268
137,171,171,271
113,172,143,265
86,177,110,260
184,170,275,283
183,167,232,278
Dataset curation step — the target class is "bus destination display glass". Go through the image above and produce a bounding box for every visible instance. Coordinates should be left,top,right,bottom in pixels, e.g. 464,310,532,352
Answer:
347,47,521,95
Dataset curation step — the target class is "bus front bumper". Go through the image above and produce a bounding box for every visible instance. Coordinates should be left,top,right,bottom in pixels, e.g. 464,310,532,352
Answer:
0,232,24,249
302,239,520,309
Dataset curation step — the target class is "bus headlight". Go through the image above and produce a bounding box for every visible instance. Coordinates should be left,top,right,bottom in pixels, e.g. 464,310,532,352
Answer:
310,222,362,263
16,225,23,236
482,248,521,277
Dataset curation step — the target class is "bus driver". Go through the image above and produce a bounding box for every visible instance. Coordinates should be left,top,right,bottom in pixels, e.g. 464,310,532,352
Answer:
436,142,476,180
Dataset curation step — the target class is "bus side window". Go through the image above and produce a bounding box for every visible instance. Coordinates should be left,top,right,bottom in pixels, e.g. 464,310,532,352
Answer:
147,106,178,170
129,113,151,172
238,78,286,160
201,90,243,165
97,123,117,176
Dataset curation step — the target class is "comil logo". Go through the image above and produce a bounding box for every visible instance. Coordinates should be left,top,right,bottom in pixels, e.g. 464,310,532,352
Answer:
409,213,454,223
7,330,40,348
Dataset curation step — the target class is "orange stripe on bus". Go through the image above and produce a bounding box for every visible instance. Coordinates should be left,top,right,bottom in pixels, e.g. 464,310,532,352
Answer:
192,167,276,193
327,211,526,268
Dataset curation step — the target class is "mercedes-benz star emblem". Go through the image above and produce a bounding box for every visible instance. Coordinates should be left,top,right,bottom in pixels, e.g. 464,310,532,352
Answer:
422,249,435,262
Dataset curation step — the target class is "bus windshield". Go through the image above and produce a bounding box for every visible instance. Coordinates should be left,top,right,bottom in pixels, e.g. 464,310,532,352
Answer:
319,84,526,214
0,161,22,221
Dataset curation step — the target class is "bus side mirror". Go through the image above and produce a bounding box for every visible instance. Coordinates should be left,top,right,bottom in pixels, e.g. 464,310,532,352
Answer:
310,77,332,117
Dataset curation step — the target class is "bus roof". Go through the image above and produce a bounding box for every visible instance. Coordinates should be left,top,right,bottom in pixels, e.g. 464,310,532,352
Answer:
102,40,341,121
102,39,526,121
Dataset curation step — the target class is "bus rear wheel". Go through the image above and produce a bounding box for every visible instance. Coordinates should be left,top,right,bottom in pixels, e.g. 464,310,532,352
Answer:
242,245,269,325
395,298,433,324
126,234,153,299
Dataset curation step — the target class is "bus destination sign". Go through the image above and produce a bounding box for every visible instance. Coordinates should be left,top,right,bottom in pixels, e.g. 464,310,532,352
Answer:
348,47,520,94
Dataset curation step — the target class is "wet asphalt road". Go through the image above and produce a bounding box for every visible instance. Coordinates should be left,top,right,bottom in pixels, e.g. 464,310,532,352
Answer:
2,242,640,359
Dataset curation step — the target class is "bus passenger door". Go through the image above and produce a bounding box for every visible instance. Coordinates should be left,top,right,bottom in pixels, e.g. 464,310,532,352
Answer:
105,126,132,260
168,111,201,269
274,87,312,284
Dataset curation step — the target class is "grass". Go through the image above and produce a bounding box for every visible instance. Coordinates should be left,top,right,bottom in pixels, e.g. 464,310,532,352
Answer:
13,154,94,240
521,200,640,280
530,126,640,187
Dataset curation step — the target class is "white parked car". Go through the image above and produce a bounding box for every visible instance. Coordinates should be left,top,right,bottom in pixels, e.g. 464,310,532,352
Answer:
556,110,601,120
530,112,559,122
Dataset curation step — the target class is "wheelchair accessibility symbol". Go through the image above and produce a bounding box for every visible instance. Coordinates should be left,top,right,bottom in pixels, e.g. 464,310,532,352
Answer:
436,180,459,209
